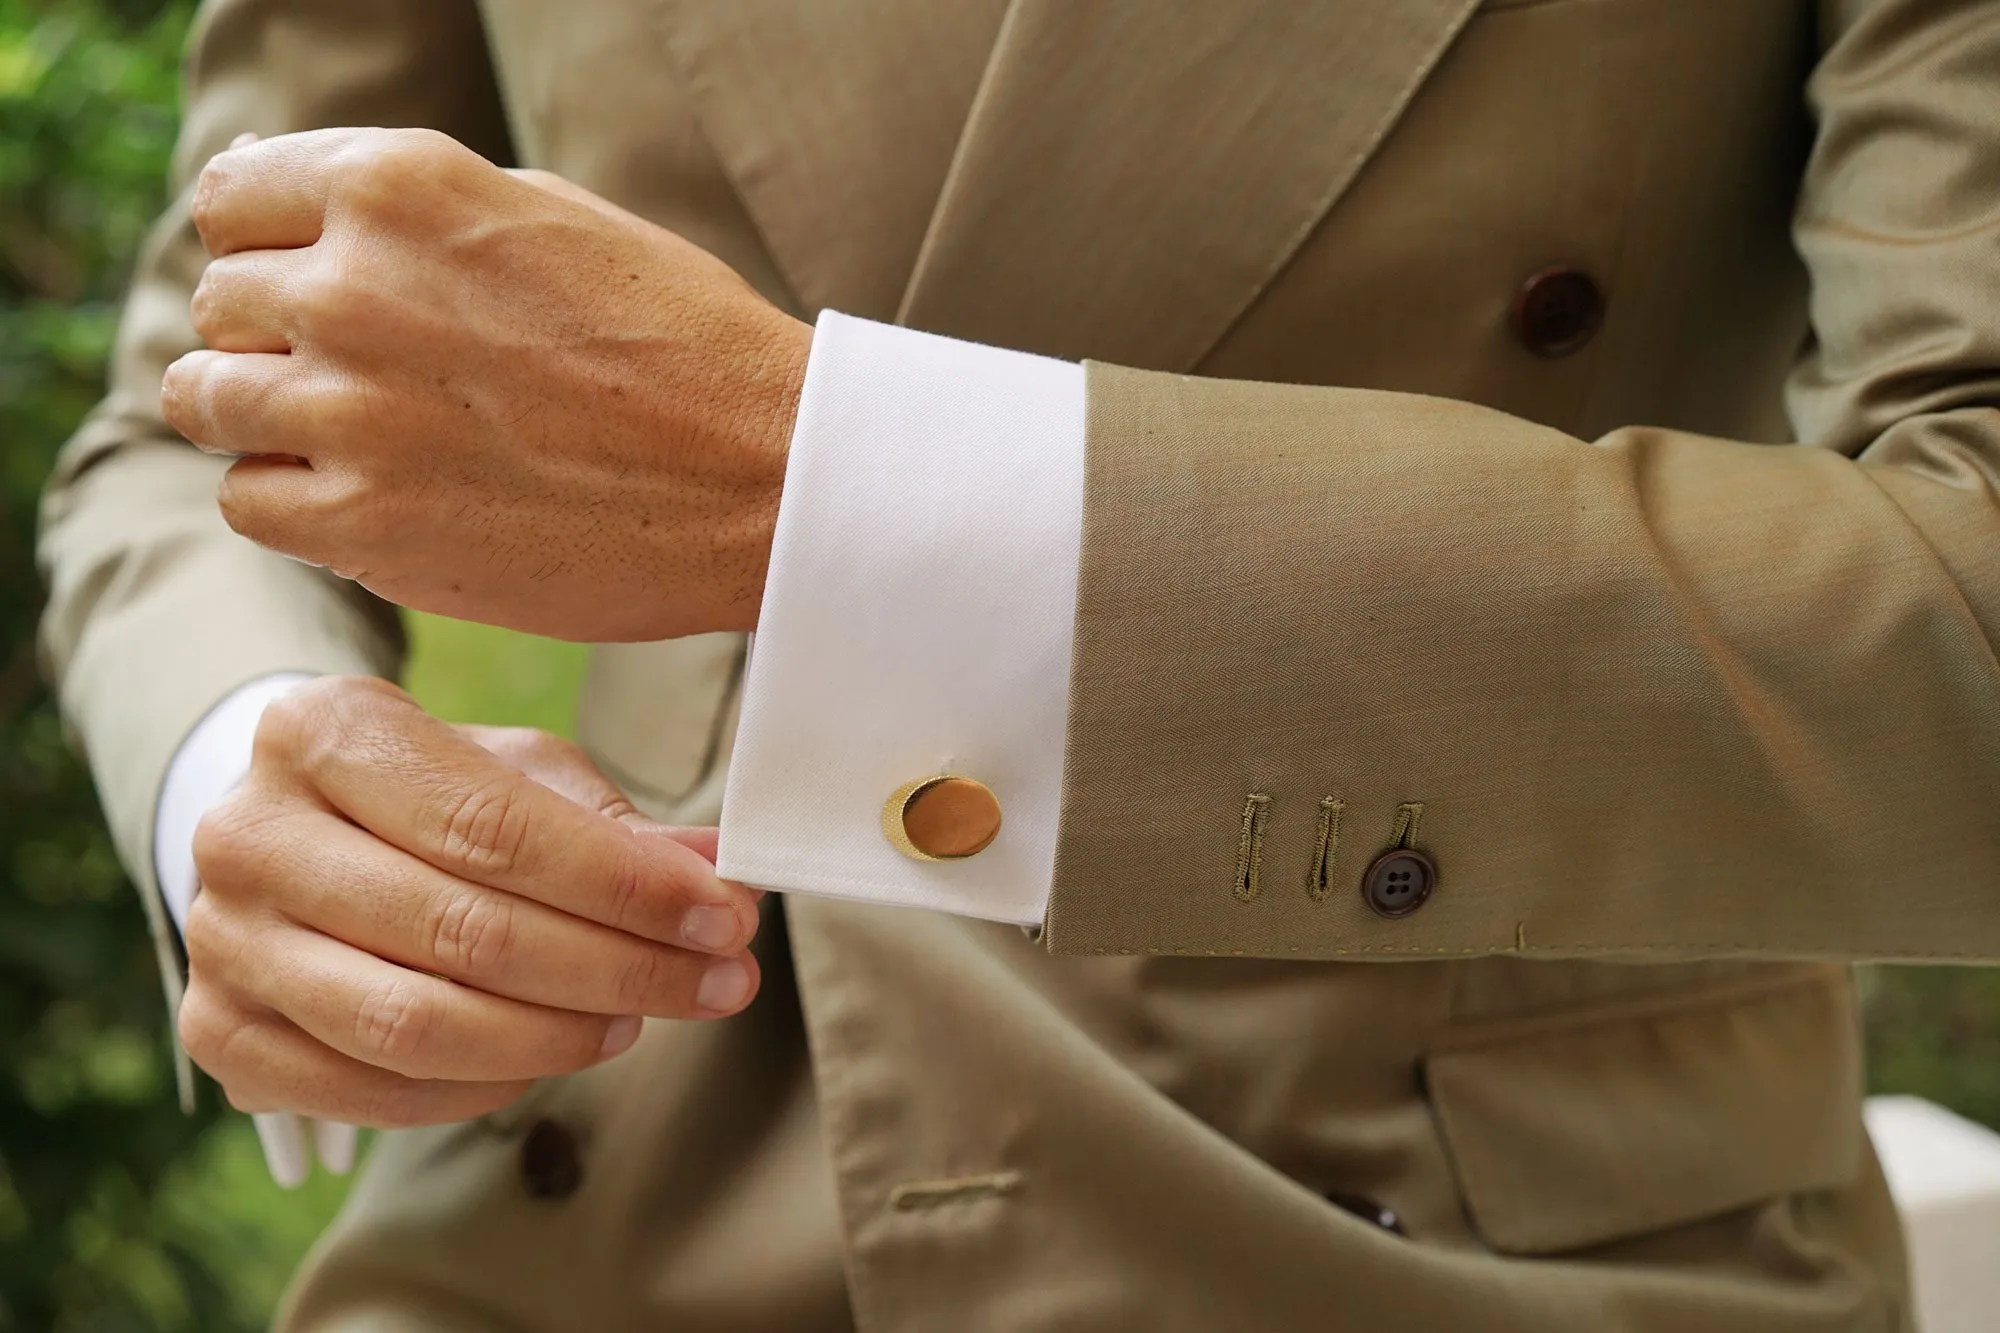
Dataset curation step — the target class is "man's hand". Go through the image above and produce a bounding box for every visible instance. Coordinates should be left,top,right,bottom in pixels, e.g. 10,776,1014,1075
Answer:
160,128,811,642
177,676,761,1128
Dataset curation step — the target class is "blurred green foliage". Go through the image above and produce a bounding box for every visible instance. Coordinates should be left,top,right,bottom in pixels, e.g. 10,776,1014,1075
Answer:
0,5,356,1330
0,3,589,1328
0,0,1994,1329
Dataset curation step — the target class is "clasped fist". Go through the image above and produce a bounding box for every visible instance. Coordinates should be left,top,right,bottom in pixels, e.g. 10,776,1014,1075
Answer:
177,676,761,1128
161,127,812,643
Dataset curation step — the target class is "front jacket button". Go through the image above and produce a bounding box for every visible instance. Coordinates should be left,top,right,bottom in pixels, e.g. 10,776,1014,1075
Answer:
1512,265,1605,356
1363,848,1437,918
1326,1191,1407,1236
520,1118,583,1200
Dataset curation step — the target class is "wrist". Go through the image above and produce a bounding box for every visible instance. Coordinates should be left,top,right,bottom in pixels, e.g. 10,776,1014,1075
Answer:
713,311,811,634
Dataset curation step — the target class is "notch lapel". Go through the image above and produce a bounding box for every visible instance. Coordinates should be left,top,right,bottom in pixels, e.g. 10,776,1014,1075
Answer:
898,0,1485,370
650,0,1010,319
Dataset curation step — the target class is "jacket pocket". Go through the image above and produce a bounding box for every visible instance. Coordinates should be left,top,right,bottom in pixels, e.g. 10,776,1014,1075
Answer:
1423,968,1863,1255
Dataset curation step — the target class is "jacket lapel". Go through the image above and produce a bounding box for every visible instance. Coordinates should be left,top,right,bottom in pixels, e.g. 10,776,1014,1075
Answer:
898,0,1485,369
650,0,1010,320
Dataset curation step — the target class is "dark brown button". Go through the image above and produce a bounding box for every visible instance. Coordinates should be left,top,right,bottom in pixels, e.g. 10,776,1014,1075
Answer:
1363,848,1436,918
1326,1191,1406,1236
1512,266,1604,357
519,1118,582,1200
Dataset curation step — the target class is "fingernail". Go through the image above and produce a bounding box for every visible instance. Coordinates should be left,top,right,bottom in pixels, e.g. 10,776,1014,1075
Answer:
229,130,259,150
680,904,741,952
696,959,752,1014
600,1014,643,1059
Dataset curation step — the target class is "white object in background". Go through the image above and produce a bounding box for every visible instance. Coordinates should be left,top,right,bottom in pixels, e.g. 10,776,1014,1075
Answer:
1864,1094,2000,1333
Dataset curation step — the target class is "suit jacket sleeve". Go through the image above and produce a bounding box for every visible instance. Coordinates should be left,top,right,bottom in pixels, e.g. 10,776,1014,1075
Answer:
1043,0,2000,963
35,0,514,1092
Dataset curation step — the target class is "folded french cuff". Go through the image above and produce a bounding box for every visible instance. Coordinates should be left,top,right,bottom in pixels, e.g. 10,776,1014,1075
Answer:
715,311,1085,927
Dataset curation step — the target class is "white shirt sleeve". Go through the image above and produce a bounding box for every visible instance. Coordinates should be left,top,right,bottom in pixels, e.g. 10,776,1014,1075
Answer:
155,670,355,1188
716,311,1085,927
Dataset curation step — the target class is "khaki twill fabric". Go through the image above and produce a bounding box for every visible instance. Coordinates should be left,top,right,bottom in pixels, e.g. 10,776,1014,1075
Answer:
38,0,2000,1326
1044,3,2000,958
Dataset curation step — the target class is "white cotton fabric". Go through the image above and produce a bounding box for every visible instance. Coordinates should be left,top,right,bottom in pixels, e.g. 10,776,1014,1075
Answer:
716,311,1085,926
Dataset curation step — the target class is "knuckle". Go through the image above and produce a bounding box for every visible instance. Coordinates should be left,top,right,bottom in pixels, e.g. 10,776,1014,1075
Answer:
213,471,268,544
190,358,227,421
187,807,283,919
188,268,222,336
181,892,222,967
189,156,230,237
335,128,461,213
440,779,532,877
181,887,244,977
352,977,435,1067
290,676,404,775
189,799,250,884
175,983,223,1064
292,265,357,332
178,985,258,1083
425,886,517,977
251,687,321,770
256,684,356,778
307,463,383,537
385,126,460,166
159,356,205,434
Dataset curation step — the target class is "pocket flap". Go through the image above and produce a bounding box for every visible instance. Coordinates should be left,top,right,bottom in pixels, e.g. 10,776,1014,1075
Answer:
1424,971,1863,1255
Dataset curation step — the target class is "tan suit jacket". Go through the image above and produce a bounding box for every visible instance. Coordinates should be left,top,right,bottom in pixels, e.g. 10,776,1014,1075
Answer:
42,0,2000,1326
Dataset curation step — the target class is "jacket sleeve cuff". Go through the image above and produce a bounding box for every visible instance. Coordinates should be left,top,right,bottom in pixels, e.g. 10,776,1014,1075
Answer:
716,311,1084,926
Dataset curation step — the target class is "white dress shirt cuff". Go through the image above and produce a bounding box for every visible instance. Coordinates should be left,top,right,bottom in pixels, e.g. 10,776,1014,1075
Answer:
153,672,315,934
717,311,1085,926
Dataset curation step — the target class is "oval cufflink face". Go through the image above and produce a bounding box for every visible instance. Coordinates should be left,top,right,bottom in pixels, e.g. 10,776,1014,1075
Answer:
883,776,1002,861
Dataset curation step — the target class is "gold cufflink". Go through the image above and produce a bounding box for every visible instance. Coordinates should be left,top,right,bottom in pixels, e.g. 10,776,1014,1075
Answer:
882,776,1002,862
